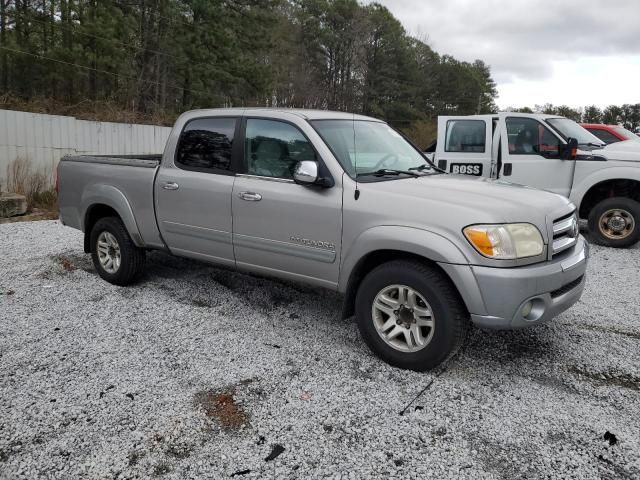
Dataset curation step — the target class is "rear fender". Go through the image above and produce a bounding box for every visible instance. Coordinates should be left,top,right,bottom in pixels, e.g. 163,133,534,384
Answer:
81,184,144,247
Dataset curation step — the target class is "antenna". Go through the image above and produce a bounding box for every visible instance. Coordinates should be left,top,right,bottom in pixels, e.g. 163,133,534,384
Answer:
353,112,360,200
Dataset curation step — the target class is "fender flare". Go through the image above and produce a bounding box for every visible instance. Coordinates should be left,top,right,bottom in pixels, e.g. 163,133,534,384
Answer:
80,184,144,247
338,225,471,293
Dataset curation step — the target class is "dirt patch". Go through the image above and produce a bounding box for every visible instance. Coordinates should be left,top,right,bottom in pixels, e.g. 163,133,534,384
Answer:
127,449,145,466
152,461,172,476
39,253,94,277
194,389,249,430
165,441,194,459
55,256,77,272
575,323,640,341
570,366,640,391
0,208,58,224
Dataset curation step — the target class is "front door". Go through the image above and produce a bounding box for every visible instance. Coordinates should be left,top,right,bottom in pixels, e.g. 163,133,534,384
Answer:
435,116,493,177
155,116,240,267
231,118,342,288
499,116,574,197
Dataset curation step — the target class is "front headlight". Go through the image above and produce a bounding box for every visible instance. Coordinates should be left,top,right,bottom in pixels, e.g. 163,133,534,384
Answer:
463,223,544,259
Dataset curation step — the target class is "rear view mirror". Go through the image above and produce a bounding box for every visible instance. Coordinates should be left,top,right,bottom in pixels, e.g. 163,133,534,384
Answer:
560,137,578,160
293,161,319,185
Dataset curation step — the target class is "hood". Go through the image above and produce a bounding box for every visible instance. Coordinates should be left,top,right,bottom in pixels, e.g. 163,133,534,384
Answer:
590,140,640,163
361,174,573,239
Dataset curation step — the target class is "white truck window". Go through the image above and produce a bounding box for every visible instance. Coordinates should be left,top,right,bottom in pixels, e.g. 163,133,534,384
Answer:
445,120,486,153
505,117,560,158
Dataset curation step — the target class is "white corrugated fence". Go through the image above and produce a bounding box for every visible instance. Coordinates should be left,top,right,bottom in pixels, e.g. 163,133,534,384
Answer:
0,109,171,187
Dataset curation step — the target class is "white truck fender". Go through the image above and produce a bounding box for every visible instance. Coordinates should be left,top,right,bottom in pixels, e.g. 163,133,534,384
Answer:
570,166,640,215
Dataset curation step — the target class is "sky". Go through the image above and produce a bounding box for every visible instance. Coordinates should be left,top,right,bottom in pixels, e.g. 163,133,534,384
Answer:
369,0,640,110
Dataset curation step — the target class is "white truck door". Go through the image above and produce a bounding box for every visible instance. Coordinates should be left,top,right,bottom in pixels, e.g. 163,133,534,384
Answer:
498,116,574,196
434,116,493,177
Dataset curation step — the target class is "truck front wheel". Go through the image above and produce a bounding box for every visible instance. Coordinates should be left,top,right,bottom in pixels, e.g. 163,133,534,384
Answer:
355,260,468,371
90,216,146,285
588,197,640,248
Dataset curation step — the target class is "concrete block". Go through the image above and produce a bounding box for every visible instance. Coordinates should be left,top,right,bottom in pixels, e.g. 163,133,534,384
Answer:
0,193,28,217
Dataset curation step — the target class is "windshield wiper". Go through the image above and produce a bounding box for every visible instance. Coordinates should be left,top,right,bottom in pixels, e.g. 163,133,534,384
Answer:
358,168,421,178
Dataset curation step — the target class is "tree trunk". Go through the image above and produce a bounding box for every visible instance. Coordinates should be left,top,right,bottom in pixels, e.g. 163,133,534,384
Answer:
60,0,74,101
0,0,8,93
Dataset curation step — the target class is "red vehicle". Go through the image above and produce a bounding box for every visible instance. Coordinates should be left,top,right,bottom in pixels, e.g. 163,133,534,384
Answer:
580,123,640,145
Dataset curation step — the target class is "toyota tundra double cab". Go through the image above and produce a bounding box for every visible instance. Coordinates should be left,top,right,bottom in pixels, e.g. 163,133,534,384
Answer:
57,108,588,371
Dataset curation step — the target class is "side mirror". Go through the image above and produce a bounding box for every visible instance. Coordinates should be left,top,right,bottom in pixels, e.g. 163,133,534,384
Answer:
293,160,319,185
560,137,578,160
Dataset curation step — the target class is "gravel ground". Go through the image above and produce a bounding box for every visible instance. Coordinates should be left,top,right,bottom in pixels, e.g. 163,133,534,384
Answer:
1,220,639,479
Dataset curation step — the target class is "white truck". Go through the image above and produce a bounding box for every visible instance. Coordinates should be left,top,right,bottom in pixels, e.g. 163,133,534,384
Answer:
428,113,640,248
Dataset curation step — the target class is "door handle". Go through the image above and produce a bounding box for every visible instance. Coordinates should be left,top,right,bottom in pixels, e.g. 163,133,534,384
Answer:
163,182,179,190
239,191,262,201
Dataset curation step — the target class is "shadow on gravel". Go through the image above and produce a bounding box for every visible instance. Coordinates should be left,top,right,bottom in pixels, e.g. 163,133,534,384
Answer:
142,251,343,321
463,326,560,364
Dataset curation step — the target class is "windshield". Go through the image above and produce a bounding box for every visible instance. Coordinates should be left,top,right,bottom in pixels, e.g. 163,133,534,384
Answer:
614,126,640,141
311,120,433,179
546,118,604,146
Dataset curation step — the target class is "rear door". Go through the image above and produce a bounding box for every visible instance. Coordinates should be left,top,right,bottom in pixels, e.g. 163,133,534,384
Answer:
499,116,574,197
231,117,342,288
434,116,493,177
154,116,240,267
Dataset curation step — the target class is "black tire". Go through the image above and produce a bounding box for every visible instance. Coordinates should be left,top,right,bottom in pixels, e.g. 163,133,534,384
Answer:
90,216,145,286
587,197,640,248
355,260,468,371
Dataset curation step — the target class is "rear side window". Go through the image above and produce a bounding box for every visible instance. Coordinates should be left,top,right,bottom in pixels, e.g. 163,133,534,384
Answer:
176,117,237,172
445,120,486,152
587,128,620,144
245,119,316,179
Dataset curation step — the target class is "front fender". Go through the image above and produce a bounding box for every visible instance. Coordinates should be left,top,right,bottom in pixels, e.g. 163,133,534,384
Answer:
570,165,640,211
80,184,144,247
338,225,471,293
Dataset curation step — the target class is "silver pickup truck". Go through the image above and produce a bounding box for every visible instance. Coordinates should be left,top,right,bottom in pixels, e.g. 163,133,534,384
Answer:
57,108,588,371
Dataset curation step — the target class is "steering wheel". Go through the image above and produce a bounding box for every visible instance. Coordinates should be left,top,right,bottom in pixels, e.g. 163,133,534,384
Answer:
372,153,398,171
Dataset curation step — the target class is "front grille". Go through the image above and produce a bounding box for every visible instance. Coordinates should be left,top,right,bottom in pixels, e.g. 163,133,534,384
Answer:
550,275,584,299
551,211,578,257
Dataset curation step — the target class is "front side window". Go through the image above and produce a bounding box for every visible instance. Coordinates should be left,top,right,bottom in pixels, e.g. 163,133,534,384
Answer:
506,117,561,158
587,128,620,144
175,117,237,172
445,120,486,152
245,119,316,179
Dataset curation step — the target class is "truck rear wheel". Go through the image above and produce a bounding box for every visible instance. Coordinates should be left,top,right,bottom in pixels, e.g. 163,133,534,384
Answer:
90,216,145,285
355,260,468,371
588,197,640,248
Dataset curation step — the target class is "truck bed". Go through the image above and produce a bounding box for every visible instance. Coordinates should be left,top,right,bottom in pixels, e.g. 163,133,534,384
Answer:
58,154,165,249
